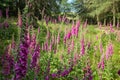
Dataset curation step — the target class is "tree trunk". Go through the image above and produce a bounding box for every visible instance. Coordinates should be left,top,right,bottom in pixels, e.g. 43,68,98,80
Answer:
113,0,116,27
104,19,106,27
97,15,100,25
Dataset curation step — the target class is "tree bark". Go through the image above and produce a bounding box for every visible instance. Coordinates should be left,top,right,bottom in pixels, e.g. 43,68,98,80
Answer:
113,0,116,27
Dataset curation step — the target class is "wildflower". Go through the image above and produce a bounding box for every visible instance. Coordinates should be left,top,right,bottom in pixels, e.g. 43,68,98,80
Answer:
98,54,105,70
49,41,53,52
106,43,113,60
2,44,14,76
110,23,114,32
30,33,36,51
44,41,48,51
61,65,73,77
75,21,80,37
71,39,74,51
83,65,93,80
14,27,30,80
18,11,22,27
66,31,71,39
80,37,85,55
64,35,67,44
99,42,103,53
67,45,71,54
30,44,40,68
57,32,60,44
45,76,49,80
51,73,59,78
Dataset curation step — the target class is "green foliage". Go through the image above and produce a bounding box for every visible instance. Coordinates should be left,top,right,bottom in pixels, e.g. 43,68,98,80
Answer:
0,25,18,40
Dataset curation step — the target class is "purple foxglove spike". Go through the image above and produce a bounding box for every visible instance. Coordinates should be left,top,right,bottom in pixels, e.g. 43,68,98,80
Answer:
1,44,14,78
30,44,40,68
44,41,48,51
109,43,113,55
80,37,85,55
67,31,71,39
30,33,36,50
46,31,50,39
49,41,52,52
18,13,22,27
64,35,67,44
57,32,60,44
99,42,103,54
51,73,58,78
110,23,114,32
45,76,49,80
71,39,74,51
67,45,71,54
14,27,30,80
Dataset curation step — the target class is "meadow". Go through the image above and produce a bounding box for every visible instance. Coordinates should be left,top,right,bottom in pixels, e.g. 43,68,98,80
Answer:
0,13,120,80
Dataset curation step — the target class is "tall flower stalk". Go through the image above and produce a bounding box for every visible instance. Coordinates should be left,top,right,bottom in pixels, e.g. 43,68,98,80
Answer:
14,24,30,80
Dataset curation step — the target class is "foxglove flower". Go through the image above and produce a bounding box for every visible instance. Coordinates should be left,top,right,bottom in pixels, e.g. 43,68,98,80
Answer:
83,65,93,80
61,65,73,77
64,35,67,44
71,39,74,50
45,76,49,80
57,32,60,44
30,44,40,68
44,41,48,51
66,31,71,39
18,12,22,27
2,45,14,76
67,45,71,54
46,30,50,40
14,27,30,80
49,41,52,52
99,42,103,54
110,23,114,32
30,33,36,52
98,54,105,70
106,43,113,60
80,37,85,55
